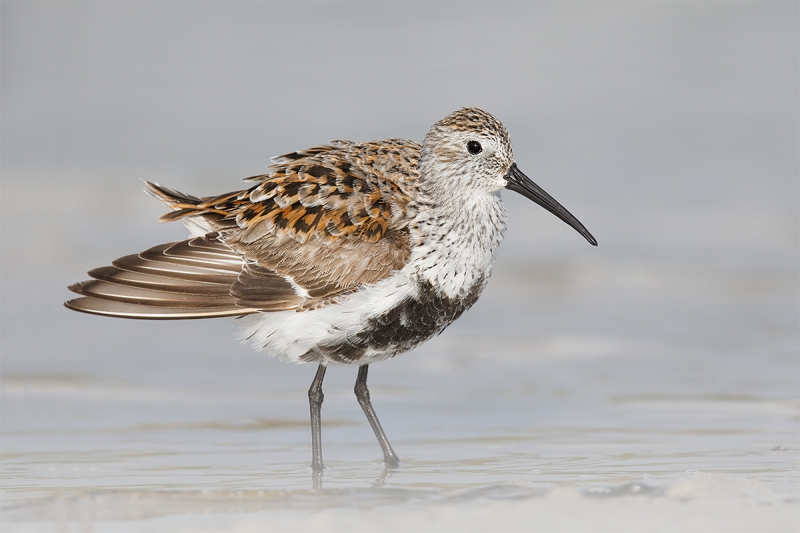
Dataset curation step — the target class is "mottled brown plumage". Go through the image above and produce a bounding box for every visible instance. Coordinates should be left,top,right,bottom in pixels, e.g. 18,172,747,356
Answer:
69,139,422,318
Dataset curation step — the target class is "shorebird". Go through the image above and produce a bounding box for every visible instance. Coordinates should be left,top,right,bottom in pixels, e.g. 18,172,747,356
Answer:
66,108,596,470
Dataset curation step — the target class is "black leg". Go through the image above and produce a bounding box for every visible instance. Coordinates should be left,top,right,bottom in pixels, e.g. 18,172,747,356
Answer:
354,365,400,467
308,363,327,471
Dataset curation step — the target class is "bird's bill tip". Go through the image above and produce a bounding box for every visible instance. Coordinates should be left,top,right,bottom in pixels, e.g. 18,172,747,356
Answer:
504,164,597,246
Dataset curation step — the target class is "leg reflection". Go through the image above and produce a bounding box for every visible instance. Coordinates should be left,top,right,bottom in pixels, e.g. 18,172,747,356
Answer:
312,468,323,490
371,464,397,489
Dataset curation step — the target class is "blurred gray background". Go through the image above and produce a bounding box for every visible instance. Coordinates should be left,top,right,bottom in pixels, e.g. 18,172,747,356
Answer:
1,1,798,526
3,1,797,265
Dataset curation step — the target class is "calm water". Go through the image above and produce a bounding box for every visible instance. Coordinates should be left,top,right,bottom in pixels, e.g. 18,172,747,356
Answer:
2,2,798,531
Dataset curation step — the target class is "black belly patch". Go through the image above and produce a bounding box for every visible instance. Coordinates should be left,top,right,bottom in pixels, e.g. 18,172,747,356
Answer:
299,278,485,364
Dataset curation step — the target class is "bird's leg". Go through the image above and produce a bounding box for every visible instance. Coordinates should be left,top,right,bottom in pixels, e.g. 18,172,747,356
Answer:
308,363,327,471
354,364,400,467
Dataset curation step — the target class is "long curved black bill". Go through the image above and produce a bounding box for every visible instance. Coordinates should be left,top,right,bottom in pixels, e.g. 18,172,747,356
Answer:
505,163,597,246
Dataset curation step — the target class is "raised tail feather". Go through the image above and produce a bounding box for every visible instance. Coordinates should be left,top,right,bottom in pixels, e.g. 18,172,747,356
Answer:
144,181,242,224
65,234,302,320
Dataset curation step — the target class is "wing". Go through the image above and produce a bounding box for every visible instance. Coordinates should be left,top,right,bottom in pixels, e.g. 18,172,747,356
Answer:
65,234,305,319
66,139,420,319
146,139,419,296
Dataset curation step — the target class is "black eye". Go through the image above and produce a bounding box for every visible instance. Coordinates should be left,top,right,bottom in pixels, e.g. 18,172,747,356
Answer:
467,141,482,155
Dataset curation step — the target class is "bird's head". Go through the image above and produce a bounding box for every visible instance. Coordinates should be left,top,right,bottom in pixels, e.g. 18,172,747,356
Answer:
420,107,597,246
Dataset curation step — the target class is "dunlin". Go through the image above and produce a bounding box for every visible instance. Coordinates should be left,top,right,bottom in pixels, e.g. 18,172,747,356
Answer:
66,108,596,470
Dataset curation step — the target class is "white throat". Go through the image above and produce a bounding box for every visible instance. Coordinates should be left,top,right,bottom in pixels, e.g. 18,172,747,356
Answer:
407,191,507,299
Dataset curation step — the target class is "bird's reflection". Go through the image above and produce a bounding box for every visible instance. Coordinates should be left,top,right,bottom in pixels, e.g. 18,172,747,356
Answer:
311,468,324,490
310,465,398,490
371,465,396,488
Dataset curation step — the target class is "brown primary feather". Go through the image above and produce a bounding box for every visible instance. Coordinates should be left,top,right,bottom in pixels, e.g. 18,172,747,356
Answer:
66,235,265,319
67,140,419,319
